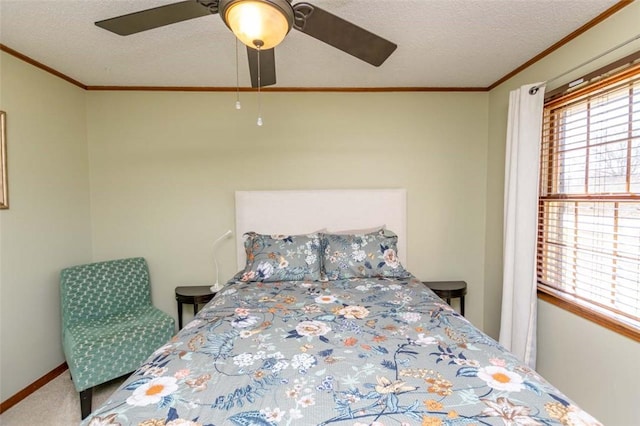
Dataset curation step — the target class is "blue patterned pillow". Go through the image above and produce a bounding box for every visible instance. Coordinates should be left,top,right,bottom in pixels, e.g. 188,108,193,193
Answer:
239,232,322,282
321,230,410,280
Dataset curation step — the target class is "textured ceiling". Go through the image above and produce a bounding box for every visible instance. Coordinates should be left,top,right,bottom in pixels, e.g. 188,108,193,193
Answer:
0,0,623,88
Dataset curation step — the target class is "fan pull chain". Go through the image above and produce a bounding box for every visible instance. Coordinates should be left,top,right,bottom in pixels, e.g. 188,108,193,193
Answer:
256,43,263,126
234,39,241,110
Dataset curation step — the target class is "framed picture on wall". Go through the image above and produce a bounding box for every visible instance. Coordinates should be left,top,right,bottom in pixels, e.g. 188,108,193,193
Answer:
1,111,7,209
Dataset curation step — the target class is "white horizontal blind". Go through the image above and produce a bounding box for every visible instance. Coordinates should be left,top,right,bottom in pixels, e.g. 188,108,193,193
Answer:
538,63,640,327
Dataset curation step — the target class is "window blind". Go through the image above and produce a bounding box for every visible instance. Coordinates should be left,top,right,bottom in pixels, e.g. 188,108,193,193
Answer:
537,63,640,328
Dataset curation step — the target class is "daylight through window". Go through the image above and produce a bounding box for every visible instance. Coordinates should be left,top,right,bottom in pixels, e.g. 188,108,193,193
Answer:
537,62,640,338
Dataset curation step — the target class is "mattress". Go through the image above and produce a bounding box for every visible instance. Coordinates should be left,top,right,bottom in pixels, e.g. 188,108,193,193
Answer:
82,275,600,425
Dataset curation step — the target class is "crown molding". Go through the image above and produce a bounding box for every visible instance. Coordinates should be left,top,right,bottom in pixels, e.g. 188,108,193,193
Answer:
1,1,633,94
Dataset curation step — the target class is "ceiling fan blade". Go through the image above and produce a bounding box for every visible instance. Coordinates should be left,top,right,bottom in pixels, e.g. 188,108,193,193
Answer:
292,2,397,66
247,47,277,88
95,1,216,36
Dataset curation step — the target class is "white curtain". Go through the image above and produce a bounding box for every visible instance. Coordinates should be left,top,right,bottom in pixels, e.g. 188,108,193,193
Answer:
499,83,545,369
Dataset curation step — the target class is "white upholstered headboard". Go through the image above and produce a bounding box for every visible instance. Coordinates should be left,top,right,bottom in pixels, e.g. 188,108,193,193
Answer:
234,189,407,271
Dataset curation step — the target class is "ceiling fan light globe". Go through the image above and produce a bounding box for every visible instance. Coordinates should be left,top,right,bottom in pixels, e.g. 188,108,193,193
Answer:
220,0,293,50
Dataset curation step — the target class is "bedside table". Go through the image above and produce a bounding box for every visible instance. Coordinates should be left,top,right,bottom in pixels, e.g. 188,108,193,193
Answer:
422,281,467,316
175,286,216,329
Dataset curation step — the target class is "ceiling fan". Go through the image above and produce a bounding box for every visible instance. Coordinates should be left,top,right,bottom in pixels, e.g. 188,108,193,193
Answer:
95,0,397,88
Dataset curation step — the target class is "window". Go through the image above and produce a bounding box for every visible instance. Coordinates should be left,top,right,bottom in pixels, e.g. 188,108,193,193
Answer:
537,62,640,340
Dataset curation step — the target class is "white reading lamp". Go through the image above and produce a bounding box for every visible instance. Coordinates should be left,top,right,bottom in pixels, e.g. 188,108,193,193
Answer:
211,229,233,292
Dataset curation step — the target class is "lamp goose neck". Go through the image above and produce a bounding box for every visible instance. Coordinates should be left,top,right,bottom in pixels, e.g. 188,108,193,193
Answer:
211,229,233,292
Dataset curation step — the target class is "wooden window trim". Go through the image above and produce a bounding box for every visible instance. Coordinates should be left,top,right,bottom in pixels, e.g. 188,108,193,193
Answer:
544,49,640,102
537,286,640,342
537,56,640,343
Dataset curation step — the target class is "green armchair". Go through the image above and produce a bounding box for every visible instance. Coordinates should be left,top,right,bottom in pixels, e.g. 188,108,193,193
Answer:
60,257,175,419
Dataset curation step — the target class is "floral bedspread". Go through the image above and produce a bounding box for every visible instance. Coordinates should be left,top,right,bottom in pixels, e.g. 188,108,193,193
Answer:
83,277,600,426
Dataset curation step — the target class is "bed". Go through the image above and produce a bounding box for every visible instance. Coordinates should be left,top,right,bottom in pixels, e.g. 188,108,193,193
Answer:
82,190,600,426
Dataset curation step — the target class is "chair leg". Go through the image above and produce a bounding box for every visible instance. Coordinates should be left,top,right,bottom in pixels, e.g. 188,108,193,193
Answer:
80,387,93,419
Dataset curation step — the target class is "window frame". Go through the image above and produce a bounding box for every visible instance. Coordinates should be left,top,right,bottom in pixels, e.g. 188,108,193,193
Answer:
536,58,640,343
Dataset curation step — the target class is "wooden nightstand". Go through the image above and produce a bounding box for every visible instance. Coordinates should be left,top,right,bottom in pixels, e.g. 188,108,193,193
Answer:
422,281,467,316
175,286,216,329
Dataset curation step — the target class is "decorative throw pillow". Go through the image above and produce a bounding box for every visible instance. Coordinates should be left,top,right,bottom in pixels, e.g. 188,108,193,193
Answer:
239,232,322,282
321,230,410,280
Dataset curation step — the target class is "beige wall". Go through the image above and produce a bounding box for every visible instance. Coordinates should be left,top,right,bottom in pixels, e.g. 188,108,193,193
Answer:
485,2,640,424
0,52,93,400
85,90,489,328
537,300,640,423
1,62,491,401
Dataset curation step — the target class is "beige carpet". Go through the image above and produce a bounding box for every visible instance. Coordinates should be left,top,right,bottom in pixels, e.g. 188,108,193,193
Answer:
0,370,126,426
